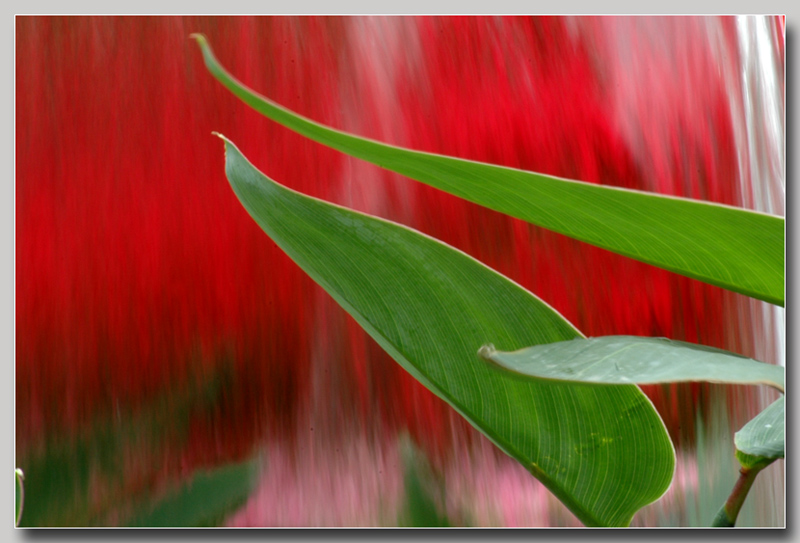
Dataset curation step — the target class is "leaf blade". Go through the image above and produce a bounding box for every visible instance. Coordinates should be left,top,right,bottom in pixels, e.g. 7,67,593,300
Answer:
217,135,674,527
479,336,784,393
192,34,785,306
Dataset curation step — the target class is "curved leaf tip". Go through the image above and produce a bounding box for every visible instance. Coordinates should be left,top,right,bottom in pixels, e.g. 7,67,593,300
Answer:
189,33,208,46
477,343,496,359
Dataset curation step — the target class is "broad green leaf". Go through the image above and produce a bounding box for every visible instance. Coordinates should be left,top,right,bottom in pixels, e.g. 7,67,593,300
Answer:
192,34,785,307
479,336,784,392
734,397,784,469
216,135,674,527
126,459,259,527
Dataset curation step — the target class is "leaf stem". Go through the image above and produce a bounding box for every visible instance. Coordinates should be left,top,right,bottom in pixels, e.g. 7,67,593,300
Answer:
711,464,763,527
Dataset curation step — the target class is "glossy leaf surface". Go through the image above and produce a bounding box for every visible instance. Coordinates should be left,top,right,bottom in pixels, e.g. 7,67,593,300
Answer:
734,397,785,468
479,337,784,392
193,34,784,306
217,136,674,527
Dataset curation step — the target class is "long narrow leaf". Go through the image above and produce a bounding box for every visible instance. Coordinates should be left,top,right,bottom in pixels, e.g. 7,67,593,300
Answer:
192,34,784,306
216,135,674,527
479,337,784,392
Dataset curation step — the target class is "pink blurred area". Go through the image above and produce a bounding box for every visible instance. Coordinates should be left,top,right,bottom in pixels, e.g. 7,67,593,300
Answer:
15,16,784,526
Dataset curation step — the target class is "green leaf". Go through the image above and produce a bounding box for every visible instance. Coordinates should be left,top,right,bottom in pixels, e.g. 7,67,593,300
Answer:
216,135,674,527
399,436,453,527
191,34,785,307
734,397,784,469
479,336,784,393
126,458,259,527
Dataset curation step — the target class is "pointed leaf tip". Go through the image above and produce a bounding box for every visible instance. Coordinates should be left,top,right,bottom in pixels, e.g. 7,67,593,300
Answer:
189,33,207,45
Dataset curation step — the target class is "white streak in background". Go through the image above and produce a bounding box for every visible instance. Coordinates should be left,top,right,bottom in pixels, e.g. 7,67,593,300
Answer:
730,16,785,529
704,15,785,527
706,15,784,382
334,16,423,221
733,16,785,216
712,29,785,529
729,16,785,372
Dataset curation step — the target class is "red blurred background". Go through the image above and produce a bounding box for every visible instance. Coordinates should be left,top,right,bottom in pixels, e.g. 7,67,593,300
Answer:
15,16,784,526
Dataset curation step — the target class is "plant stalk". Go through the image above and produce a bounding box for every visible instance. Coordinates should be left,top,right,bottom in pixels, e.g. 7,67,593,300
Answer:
711,465,763,527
